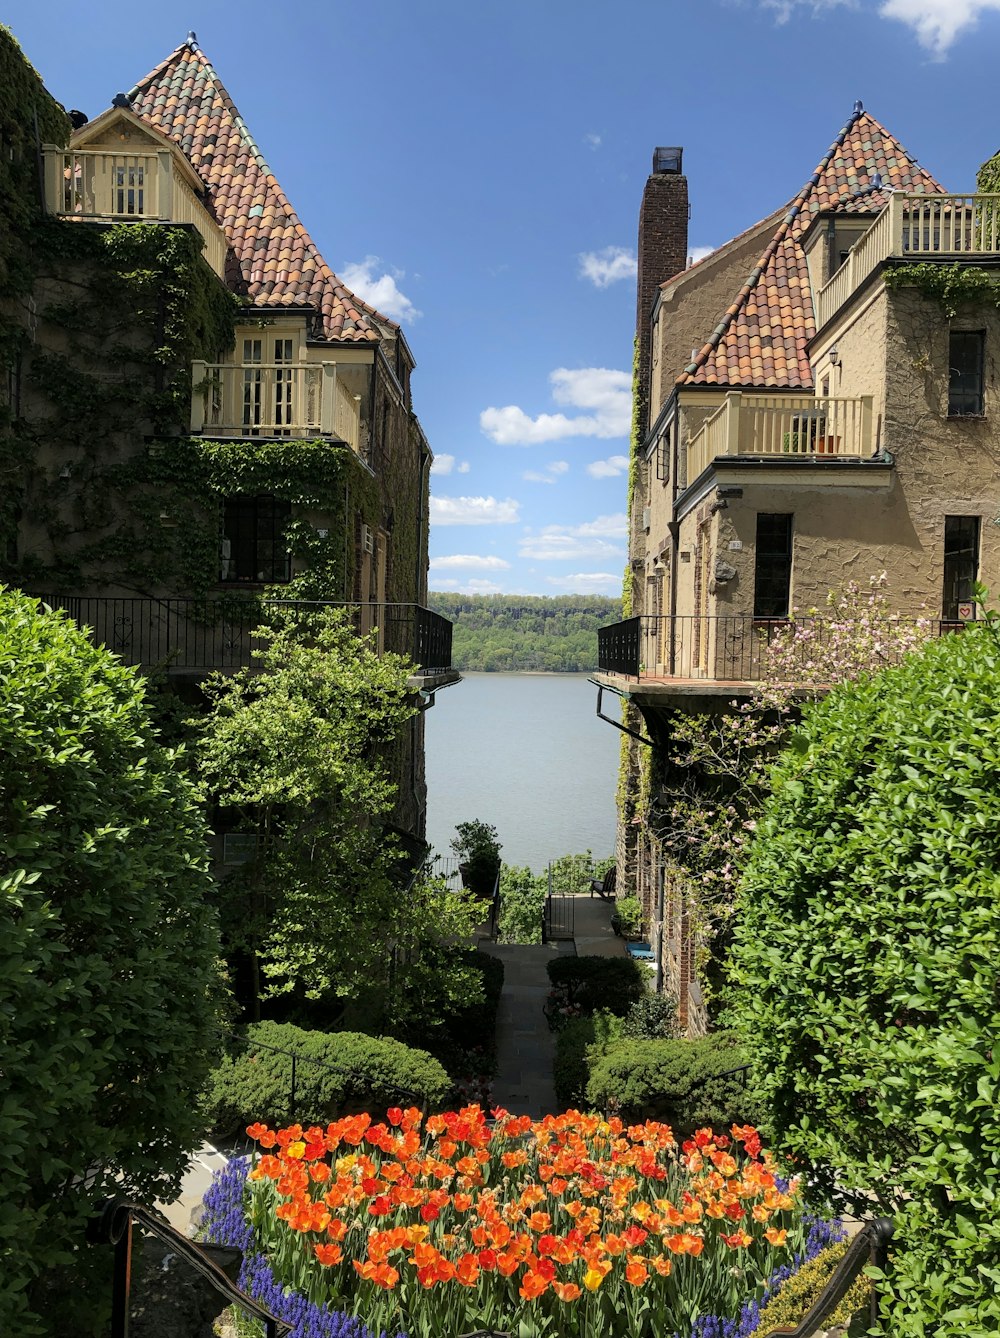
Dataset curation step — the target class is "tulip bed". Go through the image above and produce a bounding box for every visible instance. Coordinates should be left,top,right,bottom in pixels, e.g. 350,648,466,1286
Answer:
203,1106,844,1338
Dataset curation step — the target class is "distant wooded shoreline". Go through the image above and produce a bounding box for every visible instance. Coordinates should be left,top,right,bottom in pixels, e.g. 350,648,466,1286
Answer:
428,593,622,673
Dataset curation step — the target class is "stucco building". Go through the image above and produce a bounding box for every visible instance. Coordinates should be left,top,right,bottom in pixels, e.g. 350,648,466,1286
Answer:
597,104,1000,1029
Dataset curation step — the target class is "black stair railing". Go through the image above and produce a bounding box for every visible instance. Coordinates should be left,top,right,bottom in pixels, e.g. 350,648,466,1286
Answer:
88,1197,290,1337
759,1217,894,1337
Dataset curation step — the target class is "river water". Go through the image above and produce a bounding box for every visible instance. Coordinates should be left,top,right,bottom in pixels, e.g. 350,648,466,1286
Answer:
424,672,621,874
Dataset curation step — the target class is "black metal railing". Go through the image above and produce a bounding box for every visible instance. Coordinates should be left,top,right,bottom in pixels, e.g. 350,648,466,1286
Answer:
33,596,453,674
88,1197,290,1338
598,613,960,682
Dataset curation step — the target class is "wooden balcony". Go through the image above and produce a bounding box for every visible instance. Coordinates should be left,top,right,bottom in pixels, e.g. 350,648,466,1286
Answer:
816,192,1000,328
42,145,228,277
190,361,362,450
687,393,874,483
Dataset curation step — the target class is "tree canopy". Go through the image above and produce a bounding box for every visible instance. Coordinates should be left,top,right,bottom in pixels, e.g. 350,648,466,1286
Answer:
427,593,621,672
0,588,224,1334
728,620,1000,1337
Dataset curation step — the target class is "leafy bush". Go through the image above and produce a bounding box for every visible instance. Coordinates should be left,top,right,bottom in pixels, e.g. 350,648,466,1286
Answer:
553,1011,623,1108
611,894,644,937
451,820,502,898
0,590,224,1333
203,1022,452,1131
497,864,544,944
584,1033,762,1133
729,622,1000,1336
621,992,680,1039
391,948,504,1083
756,1240,870,1335
547,850,611,895
547,955,648,1016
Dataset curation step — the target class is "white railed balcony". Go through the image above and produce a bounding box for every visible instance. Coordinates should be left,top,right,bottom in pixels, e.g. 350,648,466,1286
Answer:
190,360,362,450
42,144,228,277
687,392,874,482
816,192,1000,328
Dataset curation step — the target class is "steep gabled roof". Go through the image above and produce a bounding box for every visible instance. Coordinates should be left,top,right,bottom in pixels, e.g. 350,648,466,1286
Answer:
679,107,945,389
127,38,393,343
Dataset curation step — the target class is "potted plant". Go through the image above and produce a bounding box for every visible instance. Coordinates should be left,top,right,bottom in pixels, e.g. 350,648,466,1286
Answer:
450,820,502,900
611,894,644,939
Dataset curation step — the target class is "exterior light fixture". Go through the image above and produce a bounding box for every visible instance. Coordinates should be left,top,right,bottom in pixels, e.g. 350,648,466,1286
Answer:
829,347,840,367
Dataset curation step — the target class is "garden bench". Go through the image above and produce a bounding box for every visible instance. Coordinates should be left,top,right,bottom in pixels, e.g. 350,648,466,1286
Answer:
589,865,616,900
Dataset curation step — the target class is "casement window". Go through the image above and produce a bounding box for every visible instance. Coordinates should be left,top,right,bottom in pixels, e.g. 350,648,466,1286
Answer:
948,330,985,417
241,336,296,435
220,494,291,584
942,515,980,621
753,513,793,619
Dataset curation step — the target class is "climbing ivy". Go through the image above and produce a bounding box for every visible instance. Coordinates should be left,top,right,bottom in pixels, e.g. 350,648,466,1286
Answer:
885,261,1000,318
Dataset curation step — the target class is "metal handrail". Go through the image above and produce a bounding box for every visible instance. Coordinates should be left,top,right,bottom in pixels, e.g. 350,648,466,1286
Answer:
88,1197,291,1338
759,1218,894,1337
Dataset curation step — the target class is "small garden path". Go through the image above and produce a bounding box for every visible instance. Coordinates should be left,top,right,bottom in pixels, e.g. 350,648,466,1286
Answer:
479,893,623,1117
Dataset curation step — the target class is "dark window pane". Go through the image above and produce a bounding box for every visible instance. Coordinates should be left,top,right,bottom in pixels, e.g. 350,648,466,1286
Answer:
942,514,980,620
948,331,984,416
754,513,792,618
221,494,291,583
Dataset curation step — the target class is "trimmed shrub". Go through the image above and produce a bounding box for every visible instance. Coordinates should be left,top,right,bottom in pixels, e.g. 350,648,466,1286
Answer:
547,955,648,1016
584,1033,762,1133
553,1011,623,1108
729,622,1000,1336
203,1022,452,1132
621,992,680,1039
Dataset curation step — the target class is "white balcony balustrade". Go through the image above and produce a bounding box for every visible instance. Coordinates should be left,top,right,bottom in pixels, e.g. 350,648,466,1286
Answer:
42,144,228,277
816,193,1000,328
190,360,362,450
687,392,874,483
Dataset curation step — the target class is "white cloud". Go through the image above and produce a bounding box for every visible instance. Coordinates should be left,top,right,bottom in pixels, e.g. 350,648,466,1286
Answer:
546,572,622,592
430,495,520,526
433,454,470,476
879,0,1000,55
688,245,716,266
432,577,506,595
341,255,421,324
430,554,511,571
481,368,631,446
759,0,996,54
523,460,571,484
518,513,628,561
583,132,602,150
579,246,638,288
586,454,630,479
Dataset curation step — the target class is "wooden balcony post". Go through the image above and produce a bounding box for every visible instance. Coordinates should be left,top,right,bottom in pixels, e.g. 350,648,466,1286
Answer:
889,191,905,255
156,150,173,219
42,145,62,215
190,360,207,432
860,395,874,457
724,392,742,457
320,362,337,435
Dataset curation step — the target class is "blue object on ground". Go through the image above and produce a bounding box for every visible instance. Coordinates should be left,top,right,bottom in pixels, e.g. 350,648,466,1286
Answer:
626,941,655,961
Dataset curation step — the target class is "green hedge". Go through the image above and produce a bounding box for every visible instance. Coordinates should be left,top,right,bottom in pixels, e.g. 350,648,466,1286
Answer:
584,1033,763,1134
547,955,649,1016
757,1241,870,1334
554,1012,623,1109
203,1022,452,1132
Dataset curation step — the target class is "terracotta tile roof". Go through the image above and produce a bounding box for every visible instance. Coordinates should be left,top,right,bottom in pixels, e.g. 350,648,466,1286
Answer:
126,39,392,343
679,107,945,389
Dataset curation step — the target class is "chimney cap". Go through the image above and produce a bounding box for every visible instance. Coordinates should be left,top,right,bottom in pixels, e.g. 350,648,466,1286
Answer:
653,146,683,175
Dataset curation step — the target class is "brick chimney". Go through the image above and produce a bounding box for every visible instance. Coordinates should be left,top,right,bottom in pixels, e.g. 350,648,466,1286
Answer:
635,147,688,436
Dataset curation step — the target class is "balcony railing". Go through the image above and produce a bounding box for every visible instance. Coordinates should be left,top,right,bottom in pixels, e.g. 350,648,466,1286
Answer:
36,597,453,675
42,145,228,277
816,192,1000,328
598,613,959,683
190,361,362,450
687,393,874,483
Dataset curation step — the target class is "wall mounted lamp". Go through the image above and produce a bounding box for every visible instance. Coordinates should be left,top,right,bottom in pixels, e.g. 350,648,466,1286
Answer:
829,346,840,367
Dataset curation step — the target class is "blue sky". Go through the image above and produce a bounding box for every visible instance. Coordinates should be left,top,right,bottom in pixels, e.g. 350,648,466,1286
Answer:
8,0,1000,596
